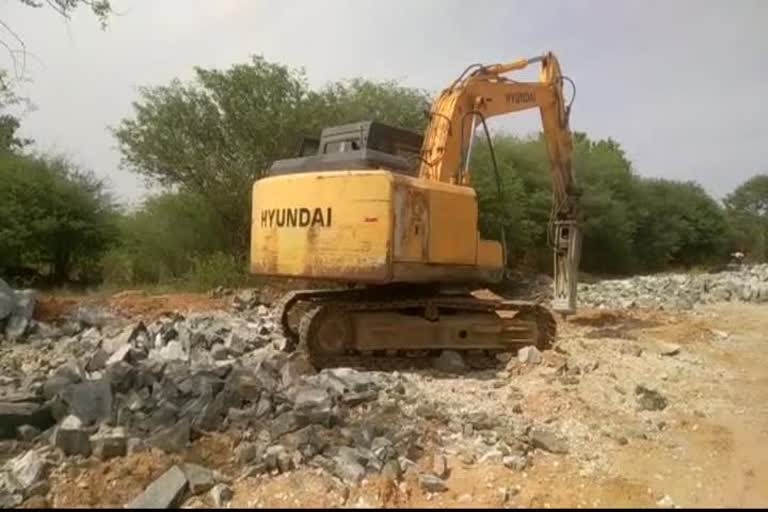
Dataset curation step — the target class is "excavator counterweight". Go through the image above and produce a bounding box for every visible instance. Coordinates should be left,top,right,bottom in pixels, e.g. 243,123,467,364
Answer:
250,52,581,367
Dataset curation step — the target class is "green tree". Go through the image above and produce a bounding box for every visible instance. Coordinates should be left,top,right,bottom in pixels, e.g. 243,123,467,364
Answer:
471,131,640,274
113,56,430,257
724,175,768,218
571,135,639,274
470,130,731,275
632,179,729,269
723,174,768,261
470,134,539,267
0,153,118,283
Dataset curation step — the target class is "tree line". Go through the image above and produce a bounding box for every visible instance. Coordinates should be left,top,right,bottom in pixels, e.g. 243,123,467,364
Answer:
1,56,767,289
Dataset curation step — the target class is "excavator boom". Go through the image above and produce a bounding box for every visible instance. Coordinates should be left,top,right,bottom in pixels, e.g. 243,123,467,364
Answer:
419,52,581,313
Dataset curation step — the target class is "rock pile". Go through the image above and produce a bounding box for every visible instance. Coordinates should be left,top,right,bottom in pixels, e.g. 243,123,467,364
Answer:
0,281,591,508
0,297,421,507
577,264,768,310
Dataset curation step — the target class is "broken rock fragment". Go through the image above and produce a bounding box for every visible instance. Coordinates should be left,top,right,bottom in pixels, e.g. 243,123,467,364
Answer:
148,418,191,454
635,385,668,411
5,290,37,341
658,342,681,356
182,463,214,495
16,425,41,442
432,454,448,478
432,351,466,373
60,378,113,425
419,472,448,492
7,449,47,495
126,465,188,509
91,425,127,460
529,426,569,454
517,346,543,364
209,483,233,507
54,415,91,456
503,454,528,471
332,455,366,485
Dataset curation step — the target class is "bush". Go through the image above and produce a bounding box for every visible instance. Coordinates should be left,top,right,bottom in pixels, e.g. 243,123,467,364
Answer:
101,190,233,287
99,248,136,287
184,252,245,291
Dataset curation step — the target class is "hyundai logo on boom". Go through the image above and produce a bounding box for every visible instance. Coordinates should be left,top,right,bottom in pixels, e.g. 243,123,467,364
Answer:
260,208,332,228
506,92,535,104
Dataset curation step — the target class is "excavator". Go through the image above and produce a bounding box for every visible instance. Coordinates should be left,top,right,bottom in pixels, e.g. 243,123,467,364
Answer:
250,51,581,367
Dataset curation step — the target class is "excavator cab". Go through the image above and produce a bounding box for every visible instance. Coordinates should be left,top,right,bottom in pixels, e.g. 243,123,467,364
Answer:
268,121,423,177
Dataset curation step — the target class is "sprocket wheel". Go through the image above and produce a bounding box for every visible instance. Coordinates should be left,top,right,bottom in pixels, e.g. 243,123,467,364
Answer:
299,304,353,368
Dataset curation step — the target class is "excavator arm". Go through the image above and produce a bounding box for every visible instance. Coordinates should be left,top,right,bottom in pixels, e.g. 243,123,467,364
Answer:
418,52,582,314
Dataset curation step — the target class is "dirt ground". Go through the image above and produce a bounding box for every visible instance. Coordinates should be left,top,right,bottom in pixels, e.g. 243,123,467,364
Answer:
26,292,768,508
559,304,768,508
35,290,228,324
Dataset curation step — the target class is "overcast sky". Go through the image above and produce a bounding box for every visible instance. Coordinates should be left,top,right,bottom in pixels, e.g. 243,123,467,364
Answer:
2,0,766,207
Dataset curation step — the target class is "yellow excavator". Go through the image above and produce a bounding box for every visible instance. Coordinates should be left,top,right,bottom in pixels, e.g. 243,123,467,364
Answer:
250,52,581,367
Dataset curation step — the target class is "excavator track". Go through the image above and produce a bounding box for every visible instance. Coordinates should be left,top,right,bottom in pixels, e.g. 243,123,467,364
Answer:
277,288,557,369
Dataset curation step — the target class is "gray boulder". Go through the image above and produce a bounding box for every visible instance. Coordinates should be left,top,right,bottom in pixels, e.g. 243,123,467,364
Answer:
503,454,528,471
60,378,113,425
7,449,47,495
16,425,41,442
529,426,569,454
127,437,148,454
419,473,448,492
332,455,366,484
86,350,110,372
293,387,333,424
181,463,214,495
126,465,188,509
148,418,191,454
518,346,543,364
91,426,127,460
635,385,668,411
432,454,448,478
209,483,233,507
106,344,133,366
102,325,136,355
73,304,116,328
234,442,263,466
270,412,307,438
432,351,466,373
306,368,388,399
54,415,92,456
5,289,36,340
150,340,187,362
43,366,82,400
381,459,402,480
